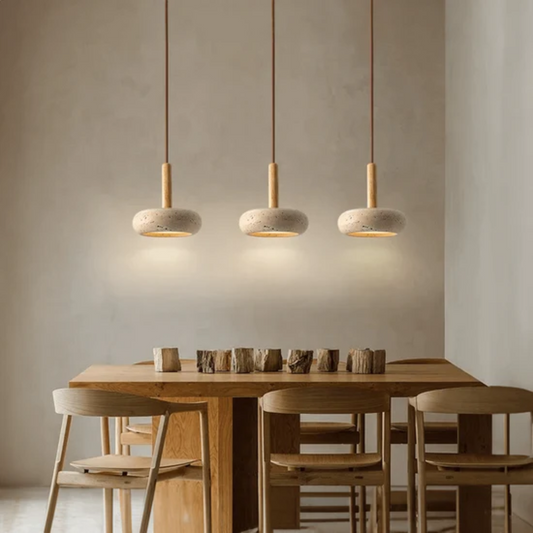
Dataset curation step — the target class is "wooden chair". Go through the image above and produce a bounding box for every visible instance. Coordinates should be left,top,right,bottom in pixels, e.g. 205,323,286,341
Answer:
45,388,212,533
389,358,457,532
123,359,364,531
410,386,533,533
299,415,365,532
259,387,391,533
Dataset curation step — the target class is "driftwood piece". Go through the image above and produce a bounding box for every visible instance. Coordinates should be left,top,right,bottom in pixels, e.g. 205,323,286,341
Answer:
352,349,374,374
215,349,232,372
153,347,181,372
287,350,314,374
232,348,254,373
254,349,283,372
196,350,215,374
317,349,340,372
346,350,353,372
373,349,386,374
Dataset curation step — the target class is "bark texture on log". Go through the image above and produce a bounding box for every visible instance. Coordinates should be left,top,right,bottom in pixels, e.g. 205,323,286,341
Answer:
215,349,232,372
286,350,314,374
346,350,353,372
317,349,340,372
196,350,215,374
254,349,283,372
153,347,181,372
372,349,386,374
352,349,373,374
232,348,255,373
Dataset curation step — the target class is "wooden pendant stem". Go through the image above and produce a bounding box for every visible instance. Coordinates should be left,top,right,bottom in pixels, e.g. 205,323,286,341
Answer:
268,163,279,208
162,163,172,208
367,162,377,208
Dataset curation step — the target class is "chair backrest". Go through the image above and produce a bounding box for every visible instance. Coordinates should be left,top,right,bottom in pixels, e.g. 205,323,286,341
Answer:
392,358,450,365
262,387,389,415
53,388,175,417
414,386,533,415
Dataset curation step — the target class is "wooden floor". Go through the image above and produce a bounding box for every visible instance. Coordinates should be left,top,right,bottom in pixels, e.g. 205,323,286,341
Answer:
1,487,533,533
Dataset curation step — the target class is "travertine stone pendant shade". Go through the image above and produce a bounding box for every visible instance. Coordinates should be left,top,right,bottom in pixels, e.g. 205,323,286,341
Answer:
239,163,308,237
133,163,202,237
338,163,406,237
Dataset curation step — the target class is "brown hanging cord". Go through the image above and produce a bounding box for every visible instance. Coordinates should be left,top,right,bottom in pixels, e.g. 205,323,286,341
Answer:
366,0,377,208
369,0,374,163
162,0,172,208
165,0,170,164
271,0,276,163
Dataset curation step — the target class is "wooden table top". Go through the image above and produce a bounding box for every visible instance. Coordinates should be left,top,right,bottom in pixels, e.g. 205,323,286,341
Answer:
69,360,483,398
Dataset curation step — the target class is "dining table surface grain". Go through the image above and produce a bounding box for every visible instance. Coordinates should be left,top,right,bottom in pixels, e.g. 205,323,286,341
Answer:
69,359,492,533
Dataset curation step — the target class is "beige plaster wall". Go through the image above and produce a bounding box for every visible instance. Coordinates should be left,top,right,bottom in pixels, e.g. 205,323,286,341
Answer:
0,0,444,485
446,0,533,523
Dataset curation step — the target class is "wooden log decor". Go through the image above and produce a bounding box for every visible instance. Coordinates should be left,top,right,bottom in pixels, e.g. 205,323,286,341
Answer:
254,349,283,372
350,348,387,374
317,349,340,372
373,349,386,374
352,349,374,374
153,347,181,372
232,348,255,373
196,350,215,374
346,350,353,372
215,349,232,372
287,350,314,374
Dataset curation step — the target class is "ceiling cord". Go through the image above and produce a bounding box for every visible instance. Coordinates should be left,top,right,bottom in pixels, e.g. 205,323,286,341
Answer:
165,0,169,163
370,0,374,163
271,0,276,164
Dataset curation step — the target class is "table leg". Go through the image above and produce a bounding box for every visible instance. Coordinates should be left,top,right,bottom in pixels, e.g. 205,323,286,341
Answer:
457,413,492,533
154,398,299,533
154,397,233,533
269,412,300,529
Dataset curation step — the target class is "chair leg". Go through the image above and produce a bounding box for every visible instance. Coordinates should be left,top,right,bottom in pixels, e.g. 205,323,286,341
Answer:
118,418,132,533
407,404,417,533
349,486,357,533
371,487,380,533
101,417,113,533
200,409,212,533
358,413,367,533
44,415,72,533
104,489,114,533
417,480,427,533
139,413,170,533
262,409,272,533
258,403,264,533
505,486,512,533
382,411,391,533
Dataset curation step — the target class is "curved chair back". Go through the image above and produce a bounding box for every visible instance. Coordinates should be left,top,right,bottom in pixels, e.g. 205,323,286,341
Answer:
414,386,533,415
53,389,175,418
262,387,389,415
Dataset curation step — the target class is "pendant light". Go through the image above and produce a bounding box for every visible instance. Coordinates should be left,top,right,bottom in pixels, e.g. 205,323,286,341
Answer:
133,0,201,237
239,0,308,238
338,0,406,237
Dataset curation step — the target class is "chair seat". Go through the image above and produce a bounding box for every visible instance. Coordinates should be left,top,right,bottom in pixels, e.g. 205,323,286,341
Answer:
425,453,533,470
271,453,381,470
71,454,197,475
126,423,152,435
300,422,356,435
391,421,457,433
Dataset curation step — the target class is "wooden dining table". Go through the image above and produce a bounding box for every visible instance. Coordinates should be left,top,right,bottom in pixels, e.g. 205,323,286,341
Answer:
70,360,491,533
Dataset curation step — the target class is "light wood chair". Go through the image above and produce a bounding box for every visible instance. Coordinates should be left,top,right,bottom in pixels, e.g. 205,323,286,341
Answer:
299,415,365,532
45,388,212,533
411,386,533,533
124,359,364,531
259,387,391,533
389,358,458,533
